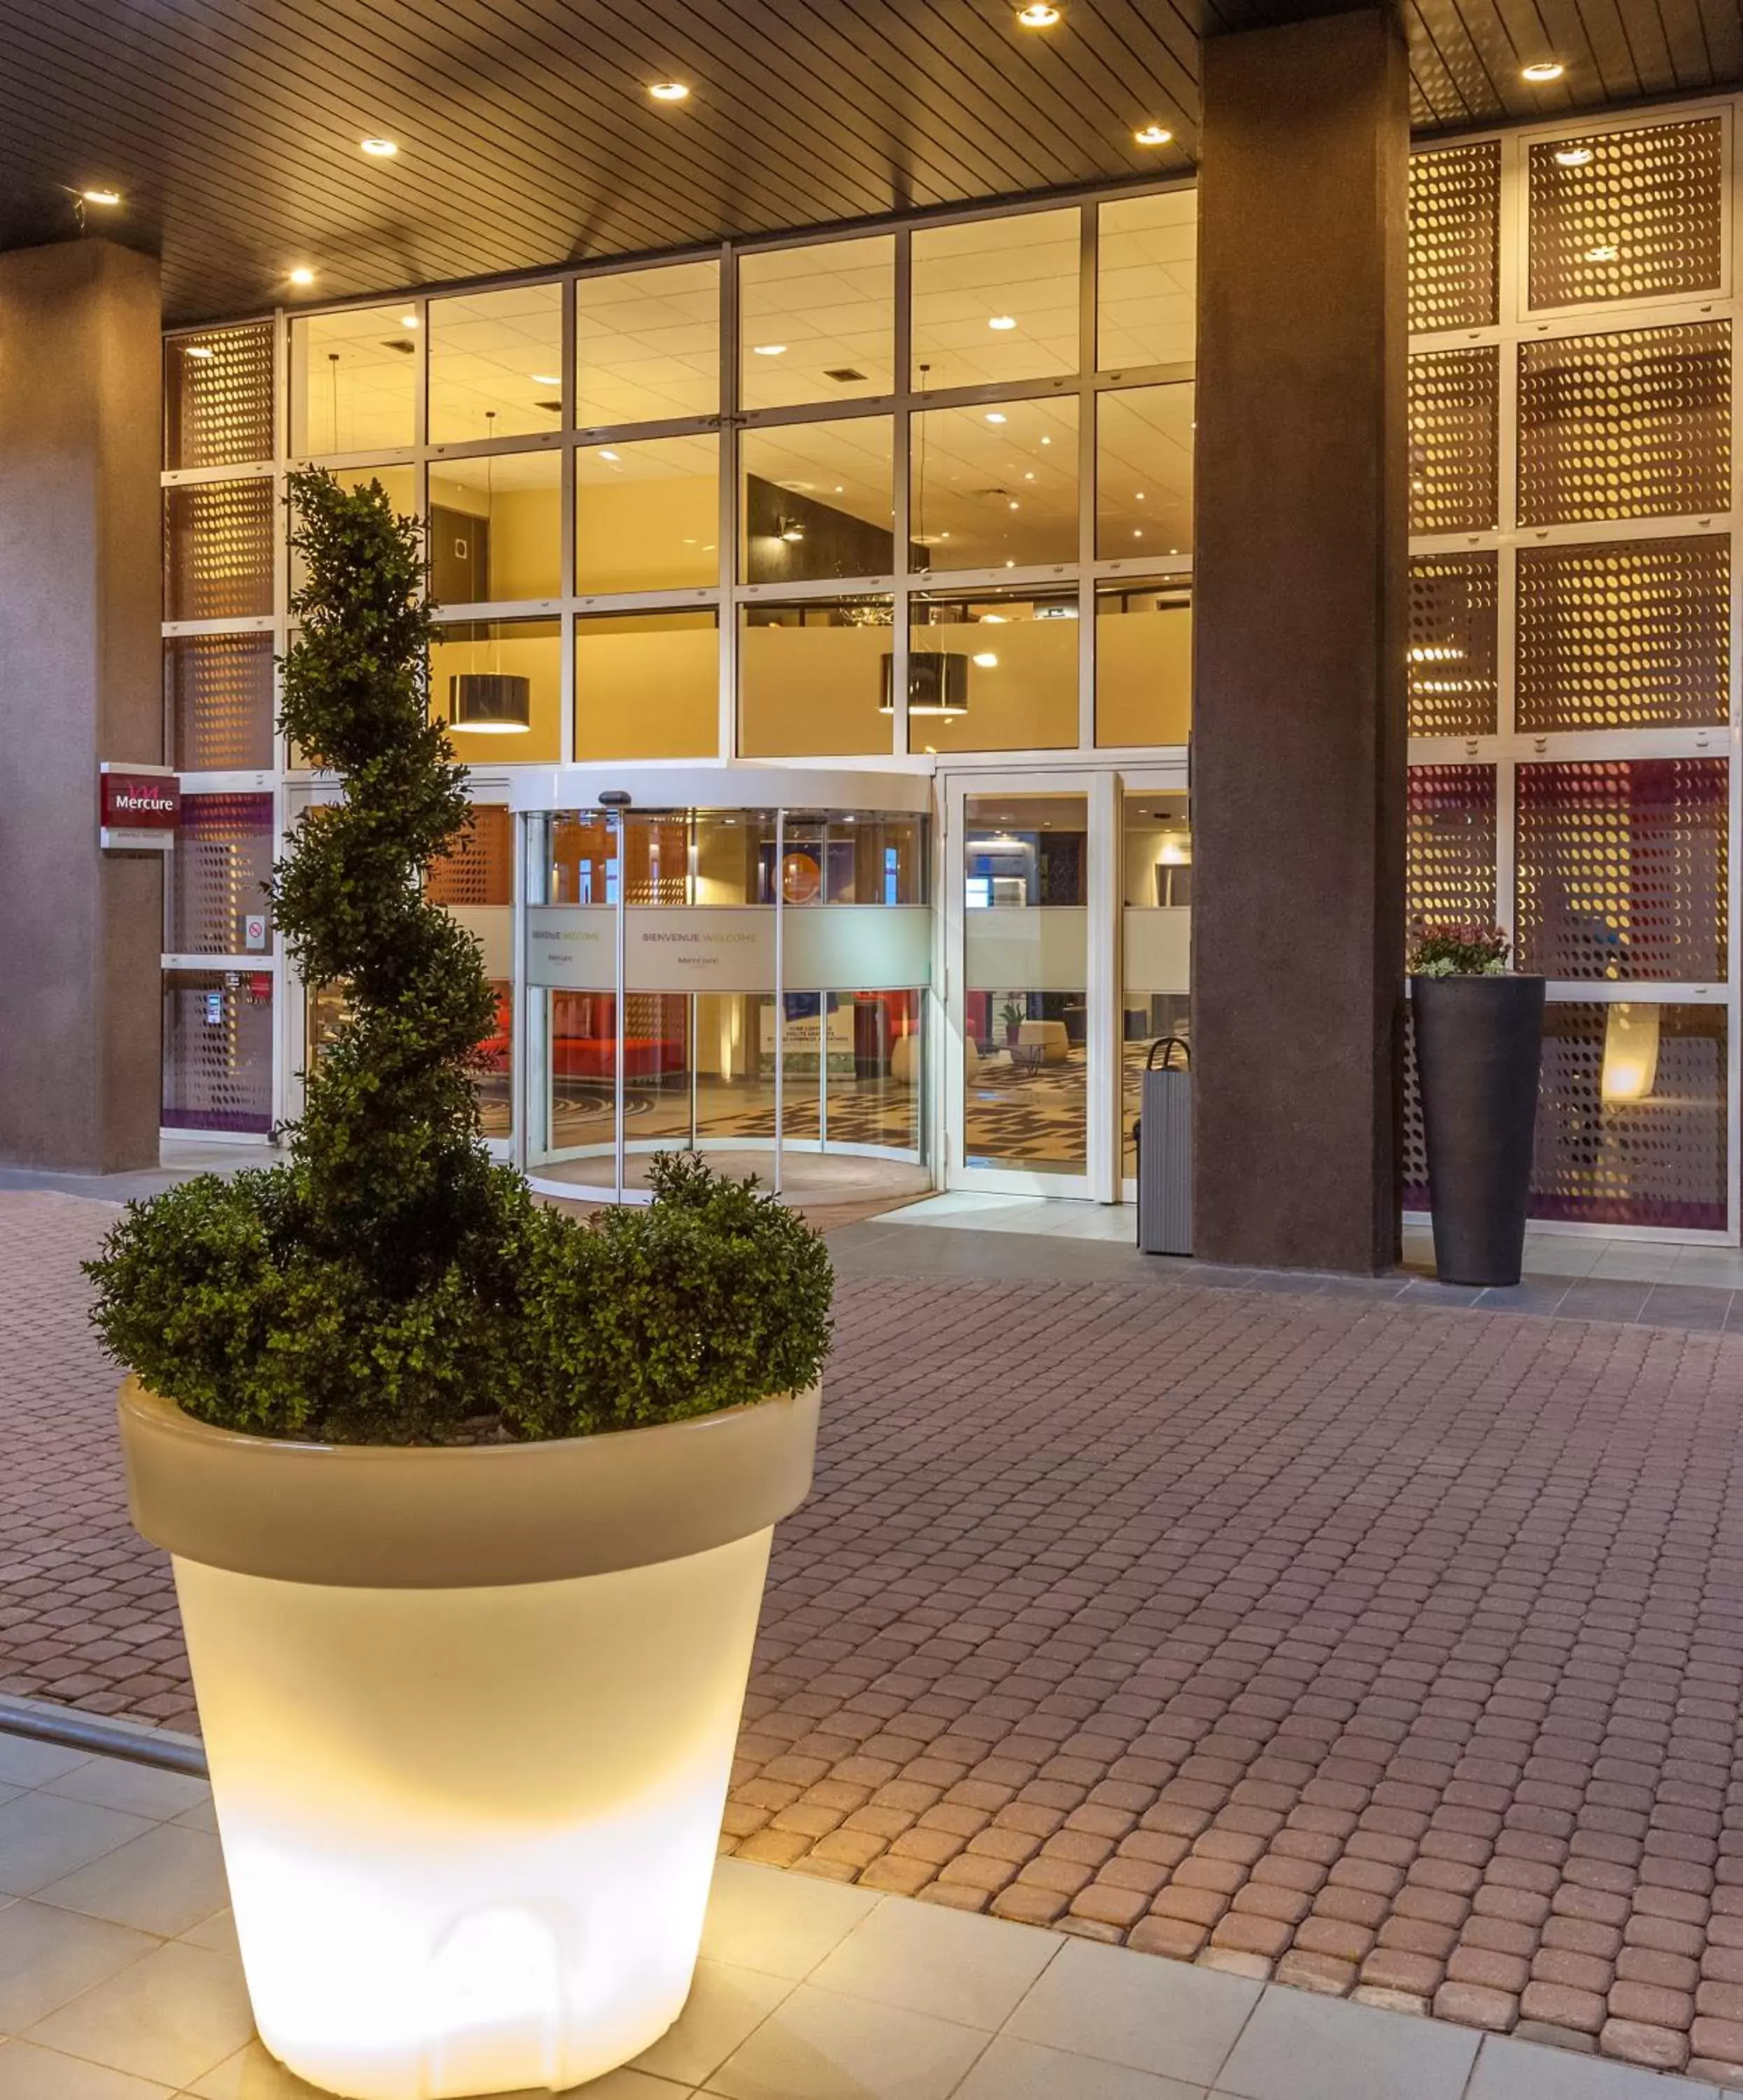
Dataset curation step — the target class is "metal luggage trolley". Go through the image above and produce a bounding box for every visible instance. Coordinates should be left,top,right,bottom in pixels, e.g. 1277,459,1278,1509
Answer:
1135,1035,1191,1255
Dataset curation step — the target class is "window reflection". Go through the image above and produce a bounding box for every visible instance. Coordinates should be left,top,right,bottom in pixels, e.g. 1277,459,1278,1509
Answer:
576,260,720,426
911,209,1080,388
908,591,1078,753
912,398,1078,572
428,285,564,444
739,237,895,408
291,306,419,454
740,598,893,757
1096,386,1193,559
741,420,894,584
428,450,561,603
1098,193,1196,369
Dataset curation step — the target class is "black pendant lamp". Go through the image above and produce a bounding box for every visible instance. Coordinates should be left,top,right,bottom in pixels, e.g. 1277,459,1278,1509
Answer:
448,411,531,736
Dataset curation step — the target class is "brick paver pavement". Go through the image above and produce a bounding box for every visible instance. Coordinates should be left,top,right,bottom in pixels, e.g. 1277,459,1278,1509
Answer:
10,1189,1743,2080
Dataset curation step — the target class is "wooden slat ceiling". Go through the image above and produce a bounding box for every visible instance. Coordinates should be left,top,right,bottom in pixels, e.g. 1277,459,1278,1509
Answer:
0,0,1736,326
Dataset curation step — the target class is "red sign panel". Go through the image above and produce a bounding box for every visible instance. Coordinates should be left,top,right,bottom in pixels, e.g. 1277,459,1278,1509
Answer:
101,770,181,830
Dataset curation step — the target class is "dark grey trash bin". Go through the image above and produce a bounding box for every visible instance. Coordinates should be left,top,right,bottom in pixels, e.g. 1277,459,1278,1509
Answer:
1136,1035,1191,1256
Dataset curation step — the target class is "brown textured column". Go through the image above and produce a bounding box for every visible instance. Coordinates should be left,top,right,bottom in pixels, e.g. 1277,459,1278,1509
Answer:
0,239,163,1171
1190,6,1409,1273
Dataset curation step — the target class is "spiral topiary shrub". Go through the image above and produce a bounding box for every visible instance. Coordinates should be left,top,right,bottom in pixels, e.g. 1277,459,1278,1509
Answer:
87,470,831,1446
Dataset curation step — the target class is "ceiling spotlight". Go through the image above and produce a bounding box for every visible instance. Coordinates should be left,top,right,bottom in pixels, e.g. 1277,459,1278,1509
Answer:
972,652,1000,668
648,80,690,102
1040,434,1051,445
1555,145,1595,166
1134,124,1172,147
598,449,620,462
288,266,316,287
400,313,419,328
183,344,216,360
988,314,1017,331
530,372,561,385
1016,1,1061,24
985,411,1008,425
79,186,122,206
360,137,398,158
1522,59,1564,80
752,343,787,356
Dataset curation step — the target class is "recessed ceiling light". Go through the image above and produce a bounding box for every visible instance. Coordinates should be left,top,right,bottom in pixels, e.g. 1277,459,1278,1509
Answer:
1555,145,1594,166
752,343,787,356
1133,528,1144,538
1023,471,1035,481
1521,59,1564,80
1008,500,1021,510
1016,1,1061,24
360,137,398,158
598,449,620,461
1134,124,1172,147
1585,243,1619,262
648,80,690,102
530,372,561,385
988,314,1017,331
183,344,215,360
1040,434,1051,445
985,411,1008,424
400,314,419,328
972,652,1000,668
288,266,316,287
79,186,122,206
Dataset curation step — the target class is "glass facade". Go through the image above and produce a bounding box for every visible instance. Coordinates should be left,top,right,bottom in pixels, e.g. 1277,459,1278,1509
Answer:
157,107,1742,1240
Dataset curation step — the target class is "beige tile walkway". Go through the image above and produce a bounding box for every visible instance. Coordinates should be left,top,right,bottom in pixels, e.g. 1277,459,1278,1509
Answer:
0,1731,1732,2099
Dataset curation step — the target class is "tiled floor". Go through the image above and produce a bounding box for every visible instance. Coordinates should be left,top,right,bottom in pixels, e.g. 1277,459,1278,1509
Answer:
0,1729,1730,2100
16,1186,1743,2079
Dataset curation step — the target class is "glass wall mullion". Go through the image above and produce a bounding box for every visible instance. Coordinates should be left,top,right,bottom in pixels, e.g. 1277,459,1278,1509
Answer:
719,243,738,762
774,806,786,1196
892,227,913,759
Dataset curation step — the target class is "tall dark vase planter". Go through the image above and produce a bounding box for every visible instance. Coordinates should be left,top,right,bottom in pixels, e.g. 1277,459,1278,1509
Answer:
1411,974,1546,1287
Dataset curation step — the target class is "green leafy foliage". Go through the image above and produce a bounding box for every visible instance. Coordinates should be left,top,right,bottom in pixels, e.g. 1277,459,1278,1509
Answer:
1408,921,1512,978
87,472,831,1445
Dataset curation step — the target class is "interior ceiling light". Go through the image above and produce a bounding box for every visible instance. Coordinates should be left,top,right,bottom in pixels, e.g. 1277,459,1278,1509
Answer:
359,136,398,158
1555,145,1595,166
288,266,316,287
530,372,560,386
648,80,690,102
752,343,787,356
80,186,122,206
973,652,999,668
598,448,620,461
1134,124,1172,147
985,411,1008,425
988,315,1017,331
1016,1,1061,24
1521,59,1564,80
183,343,215,359
400,313,419,328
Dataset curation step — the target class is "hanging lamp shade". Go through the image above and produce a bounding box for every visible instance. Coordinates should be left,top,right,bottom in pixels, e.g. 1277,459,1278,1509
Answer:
878,650,969,718
450,672,531,734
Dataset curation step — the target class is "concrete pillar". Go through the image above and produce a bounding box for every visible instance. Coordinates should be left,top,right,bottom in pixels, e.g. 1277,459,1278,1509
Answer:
1190,7,1409,1273
0,239,163,1171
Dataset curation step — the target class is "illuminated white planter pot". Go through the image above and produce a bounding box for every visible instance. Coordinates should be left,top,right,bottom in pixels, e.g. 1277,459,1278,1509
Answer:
118,1379,819,2100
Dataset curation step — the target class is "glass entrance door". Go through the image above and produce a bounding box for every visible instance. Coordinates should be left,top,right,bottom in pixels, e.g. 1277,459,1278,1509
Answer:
944,766,1187,1203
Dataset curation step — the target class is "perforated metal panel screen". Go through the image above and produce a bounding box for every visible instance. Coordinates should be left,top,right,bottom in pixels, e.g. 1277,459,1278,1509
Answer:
164,322,275,470
163,478,274,621
162,969,274,1135
1408,555,1498,736
1410,141,1501,332
164,633,276,771
1532,1003,1728,1229
1516,759,1729,983
1409,346,1499,533
1516,538,1731,732
1517,321,1731,526
169,794,275,955
426,805,514,906
1407,765,1498,935
1529,119,1725,311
